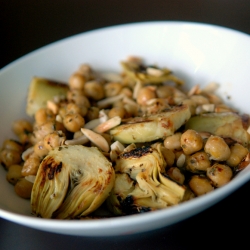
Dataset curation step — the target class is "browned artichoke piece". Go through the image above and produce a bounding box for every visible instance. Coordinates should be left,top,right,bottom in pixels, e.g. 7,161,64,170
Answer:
110,104,191,144
121,61,184,85
185,112,250,146
106,143,186,215
26,77,69,116
31,145,115,219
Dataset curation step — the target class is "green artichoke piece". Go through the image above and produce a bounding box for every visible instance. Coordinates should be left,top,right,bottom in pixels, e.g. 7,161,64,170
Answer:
106,143,186,215
31,145,115,219
121,61,184,85
26,77,69,116
110,104,191,144
185,112,250,146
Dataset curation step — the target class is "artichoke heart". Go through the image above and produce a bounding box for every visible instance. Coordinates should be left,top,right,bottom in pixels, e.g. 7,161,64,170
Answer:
31,145,115,219
185,112,250,146
106,143,186,215
110,104,191,144
121,61,184,85
26,77,69,116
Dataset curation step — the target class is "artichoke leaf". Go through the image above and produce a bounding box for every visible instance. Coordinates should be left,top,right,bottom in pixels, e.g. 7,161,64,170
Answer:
185,112,250,146
110,104,191,144
26,77,69,116
107,143,186,215
31,145,115,219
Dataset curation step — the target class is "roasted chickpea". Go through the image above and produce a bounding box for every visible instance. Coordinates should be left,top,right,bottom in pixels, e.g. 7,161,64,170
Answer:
189,175,214,196
0,149,22,169
2,139,23,153
85,106,100,121
12,119,33,136
108,107,126,119
164,132,182,151
35,108,55,125
14,178,33,199
63,113,85,132
104,82,122,97
66,102,87,117
204,135,231,161
21,153,41,176
136,86,156,106
6,164,23,185
84,81,105,101
69,72,87,91
226,143,249,167
185,151,211,173
33,140,49,158
207,163,233,187
67,90,90,108
181,129,203,155
43,131,66,150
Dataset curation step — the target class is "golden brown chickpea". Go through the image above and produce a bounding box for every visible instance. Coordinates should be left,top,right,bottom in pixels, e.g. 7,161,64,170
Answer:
21,152,41,176
66,102,87,117
6,164,23,185
35,108,55,125
185,151,211,173
108,107,126,119
104,82,123,97
67,90,91,108
204,135,231,161
207,163,233,187
12,119,33,136
43,131,66,150
226,143,249,168
189,175,214,196
2,139,23,153
14,178,33,199
0,149,22,169
33,121,59,142
180,129,203,155
69,72,87,91
85,106,100,121
156,85,174,98
33,140,49,158
84,81,105,101
63,113,85,132
164,132,182,151
136,86,156,106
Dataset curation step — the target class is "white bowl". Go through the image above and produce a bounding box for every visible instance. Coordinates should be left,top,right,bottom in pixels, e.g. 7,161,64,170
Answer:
1,21,250,236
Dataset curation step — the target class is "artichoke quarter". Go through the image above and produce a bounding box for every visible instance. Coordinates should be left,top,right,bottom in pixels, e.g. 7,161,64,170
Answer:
31,145,115,219
106,143,186,215
110,104,191,144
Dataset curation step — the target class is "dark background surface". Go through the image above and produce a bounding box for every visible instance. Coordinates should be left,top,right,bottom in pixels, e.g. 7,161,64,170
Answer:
1,1,250,249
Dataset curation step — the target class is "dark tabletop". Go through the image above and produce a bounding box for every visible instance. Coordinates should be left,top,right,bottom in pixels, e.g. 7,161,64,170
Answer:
1,1,250,249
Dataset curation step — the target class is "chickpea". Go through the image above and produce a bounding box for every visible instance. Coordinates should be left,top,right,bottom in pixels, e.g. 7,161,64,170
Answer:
85,106,100,121
185,151,211,173
33,121,59,142
108,107,126,119
43,131,66,150
14,178,33,199
189,175,214,196
69,72,87,91
120,87,133,98
33,140,49,158
181,98,196,116
2,139,23,153
180,129,203,155
164,132,182,151
66,102,87,117
67,90,91,108
63,113,85,132
0,149,22,169
166,167,185,184
156,85,174,98
84,81,105,101
12,119,33,136
6,164,23,185
204,135,231,161
104,82,122,97
160,147,175,167
226,143,249,168
21,152,41,176
35,108,55,125
136,86,156,106
207,163,233,187
77,63,92,78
